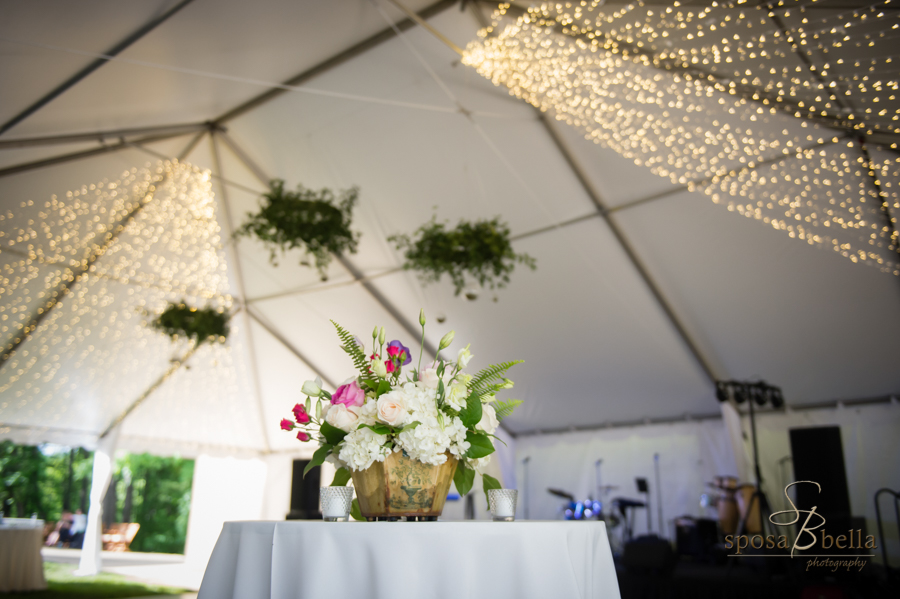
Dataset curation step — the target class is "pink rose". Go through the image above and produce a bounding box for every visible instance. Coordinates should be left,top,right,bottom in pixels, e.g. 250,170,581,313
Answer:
297,431,310,442
280,418,294,431
332,380,365,408
292,403,310,424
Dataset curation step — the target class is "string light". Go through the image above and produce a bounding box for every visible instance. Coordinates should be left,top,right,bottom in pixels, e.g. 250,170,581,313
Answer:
0,161,256,440
462,1,899,275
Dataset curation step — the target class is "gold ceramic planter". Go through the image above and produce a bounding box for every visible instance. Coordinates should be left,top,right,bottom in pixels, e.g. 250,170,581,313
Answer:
351,451,458,520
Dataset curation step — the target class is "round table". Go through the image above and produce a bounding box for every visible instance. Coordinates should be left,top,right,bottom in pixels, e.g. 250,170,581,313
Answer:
0,520,48,592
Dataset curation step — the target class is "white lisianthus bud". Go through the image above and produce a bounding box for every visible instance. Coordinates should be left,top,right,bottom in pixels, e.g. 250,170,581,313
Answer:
419,309,426,326
372,326,379,340
456,344,473,370
438,330,455,351
501,378,514,389
372,359,387,379
379,327,386,345
301,377,322,397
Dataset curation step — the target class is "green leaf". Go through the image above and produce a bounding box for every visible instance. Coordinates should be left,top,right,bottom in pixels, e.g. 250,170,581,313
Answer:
350,498,364,521
376,380,392,397
482,473,502,510
465,431,495,460
304,444,332,477
453,462,475,496
468,361,523,400
400,420,421,433
320,421,347,446
331,320,377,386
330,467,352,486
358,423,391,435
459,391,483,429
493,399,523,421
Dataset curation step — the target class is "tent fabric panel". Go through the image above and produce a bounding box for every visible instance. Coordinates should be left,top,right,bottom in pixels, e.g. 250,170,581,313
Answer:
613,188,900,405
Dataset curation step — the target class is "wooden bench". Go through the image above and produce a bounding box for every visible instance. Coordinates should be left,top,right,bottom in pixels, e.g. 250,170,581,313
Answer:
101,523,140,552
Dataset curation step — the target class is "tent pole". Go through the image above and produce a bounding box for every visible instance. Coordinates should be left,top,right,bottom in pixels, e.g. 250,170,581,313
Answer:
0,135,208,372
74,425,120,577
209,131,272,453
0,0,197,136
245,307,338,390
537,115,720,384
0,130,199,178
211,0,458,125
0,122,207,149
214,131,440,359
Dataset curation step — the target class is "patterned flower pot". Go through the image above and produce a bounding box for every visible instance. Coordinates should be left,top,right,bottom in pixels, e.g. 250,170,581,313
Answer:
351,451,458,520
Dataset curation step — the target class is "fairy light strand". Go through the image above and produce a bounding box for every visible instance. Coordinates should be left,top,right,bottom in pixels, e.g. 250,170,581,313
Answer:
462,1,899,275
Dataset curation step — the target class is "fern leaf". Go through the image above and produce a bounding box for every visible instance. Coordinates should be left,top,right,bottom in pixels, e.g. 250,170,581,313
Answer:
468,360,523,396
331,320,376,386
493,399,523,421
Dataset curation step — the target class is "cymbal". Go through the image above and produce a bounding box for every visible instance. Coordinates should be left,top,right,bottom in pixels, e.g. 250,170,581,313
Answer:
547,488,575,501
597,485,619,491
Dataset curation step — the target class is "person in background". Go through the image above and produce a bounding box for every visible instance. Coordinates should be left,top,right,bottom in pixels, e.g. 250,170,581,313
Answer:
45,511,73,547
69,509,87,548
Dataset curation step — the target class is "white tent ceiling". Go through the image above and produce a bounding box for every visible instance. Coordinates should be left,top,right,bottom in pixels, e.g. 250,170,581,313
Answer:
1,0,899,456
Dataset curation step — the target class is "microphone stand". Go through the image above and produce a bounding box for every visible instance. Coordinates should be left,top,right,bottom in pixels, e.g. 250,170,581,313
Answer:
654,453,663,538
522,456,531,520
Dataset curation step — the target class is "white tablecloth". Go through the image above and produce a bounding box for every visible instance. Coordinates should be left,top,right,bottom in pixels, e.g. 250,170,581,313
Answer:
198,521,621,599
0,521,48,592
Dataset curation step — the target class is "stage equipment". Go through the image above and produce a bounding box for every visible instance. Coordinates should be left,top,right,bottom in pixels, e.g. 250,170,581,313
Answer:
287,459,321,519
547,487,620,526
636,477,651,533
874,488,899,573
715,379,785,535
522,456,531,520
654,454,663,538
674,516,718,559
789,427,851,520
613,497,647,543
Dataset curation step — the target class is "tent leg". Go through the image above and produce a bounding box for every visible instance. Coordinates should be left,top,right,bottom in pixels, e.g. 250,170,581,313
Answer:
75,426,120,576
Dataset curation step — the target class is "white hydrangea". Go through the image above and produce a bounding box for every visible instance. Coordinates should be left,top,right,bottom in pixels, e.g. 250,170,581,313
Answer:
339,427,391,471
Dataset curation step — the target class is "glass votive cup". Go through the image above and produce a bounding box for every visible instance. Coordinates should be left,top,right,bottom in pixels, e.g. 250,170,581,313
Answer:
488,489,518,522
320,486,354,522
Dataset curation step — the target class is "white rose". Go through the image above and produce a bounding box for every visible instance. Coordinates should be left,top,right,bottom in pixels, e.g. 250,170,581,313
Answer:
325,403,359,432
376,391,409,427
476,403,499,435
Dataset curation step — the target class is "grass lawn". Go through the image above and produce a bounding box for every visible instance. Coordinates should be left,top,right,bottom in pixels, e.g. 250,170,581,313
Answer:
3,562,189,599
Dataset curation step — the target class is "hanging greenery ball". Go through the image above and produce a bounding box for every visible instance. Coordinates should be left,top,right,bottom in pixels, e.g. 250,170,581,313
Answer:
389,217,536,296
235,179,360,280
150,302,230,344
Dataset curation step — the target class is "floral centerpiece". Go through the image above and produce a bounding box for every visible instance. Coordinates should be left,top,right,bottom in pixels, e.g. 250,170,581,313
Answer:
280,310,523,518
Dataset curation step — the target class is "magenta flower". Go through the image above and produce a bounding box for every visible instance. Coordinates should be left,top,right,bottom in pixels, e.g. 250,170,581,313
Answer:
292,403,310,424
280,418,294,431
332,380,365,408
297,431,310,442
386,340,411,366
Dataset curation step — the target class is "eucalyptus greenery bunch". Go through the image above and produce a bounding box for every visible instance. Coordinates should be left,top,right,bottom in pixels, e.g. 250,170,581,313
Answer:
150,301,230,345
236,179,359,280
389,216,535,295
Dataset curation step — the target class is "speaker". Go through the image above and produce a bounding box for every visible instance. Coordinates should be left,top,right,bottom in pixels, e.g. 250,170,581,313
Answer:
286,459,321,520
789,426,851,519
